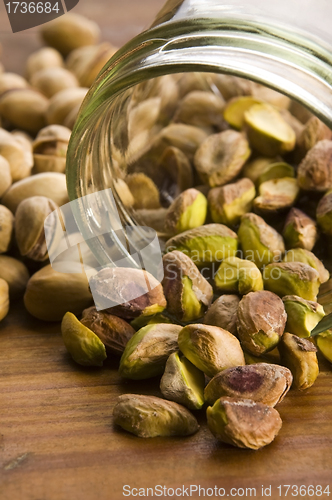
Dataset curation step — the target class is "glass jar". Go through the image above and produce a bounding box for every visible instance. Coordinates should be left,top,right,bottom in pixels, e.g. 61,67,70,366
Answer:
65,0,332,275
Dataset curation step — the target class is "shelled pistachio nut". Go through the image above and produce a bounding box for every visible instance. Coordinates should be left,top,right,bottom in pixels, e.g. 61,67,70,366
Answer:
0,277,9,322
203,295,240,337
315,330,332,364
164,188,207,234
212,74,256,100
165,223,238,266
119,323,181,380
162,251,213,322
242,156,281,185
152,123,208,162
113,394,199,438
25,47,64,81
0,89,48,134
81,306,135,356
0,72,28,97
194,130,251,187
66,42,117,88
89,267,166,320
257,162,295,186
253,177,300,214
244,103,296,156
283,208,318,251
0,205,14,254
46,87,88,127
223,96,263,130
238,212,285,268
31,67,79,99
41,13,100,56
215,256,263,295
157,146,194,198
61,311,107,367
283,248,329,284
297,116,332,159
204,363,292,407
176,72,214,98
283,295,325,338
32,124,71,174
2,172,68,213
0,255,29,298
316,190,332,236
178,324,245,378
0,154,12,197
125,173,160,210
263,262,320,301
208,177,256,226
243,348,281,365
206,397,282,450
279,332,319,390
237,291,287,356
297,140,332,191
130,312,172,331
15,196,58,261
24,263,93,321
252,85,291,109
0,128,33,182
160,352,205,410
174,90,226,132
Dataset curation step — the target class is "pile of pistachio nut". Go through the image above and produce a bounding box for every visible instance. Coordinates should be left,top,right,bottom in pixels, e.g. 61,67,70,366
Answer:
1,15,332,451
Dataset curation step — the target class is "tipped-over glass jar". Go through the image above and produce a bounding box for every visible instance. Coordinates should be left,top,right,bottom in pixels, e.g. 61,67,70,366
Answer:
65,0,332,280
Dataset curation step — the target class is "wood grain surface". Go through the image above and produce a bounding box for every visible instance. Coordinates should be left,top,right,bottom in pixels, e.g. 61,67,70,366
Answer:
1,1,332,499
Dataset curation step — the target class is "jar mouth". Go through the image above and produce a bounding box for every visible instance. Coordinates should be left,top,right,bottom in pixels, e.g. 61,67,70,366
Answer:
66,15,332,271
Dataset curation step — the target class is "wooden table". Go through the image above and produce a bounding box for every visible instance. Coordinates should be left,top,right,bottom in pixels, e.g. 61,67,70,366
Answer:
1,1,332,499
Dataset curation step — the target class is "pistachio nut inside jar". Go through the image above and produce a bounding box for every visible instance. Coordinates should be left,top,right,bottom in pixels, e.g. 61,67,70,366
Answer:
66,0,332,279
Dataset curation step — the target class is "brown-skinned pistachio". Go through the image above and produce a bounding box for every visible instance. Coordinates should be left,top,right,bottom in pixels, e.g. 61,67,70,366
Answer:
0,205,14,254
157,146,194,199
31,67,79,99
212,75,256,100
297,116,332,159
126,173,161,209
0,72,28,97
283,208,318,251
203,295,240,337
66,42,117,88
297,140,332,191
162,251,213,322
174,90,226,132
252,85,291,109
244,103,296,156
238,213,285,268
206,397,282,450
119,323,181,379
0,128,33,182
316,330,332,364
24,263,93,321
279,109,304,142
165,223,238,266
0,89,48,135
282,295,325,338
253,177,300,214
0,255,29,299
194,130,251,187
178,324,245,378
0,278,9,322
283,248,329,284
41,13,100,56
257,162,295,186
279,332,319,390
204,363,292,407
46,87,88,127
152,123,208,162
89,267,166,320
81,306,135,355
0,154,12,197
316,189,332,235
14,196,58,261
134,208,167,233
113,394,199,438
215,256,263,295
237,291,287,356
2,172,68,213
25,47,64,81
289,101,313,124
61,311,107,367
164,188,207,235
208,177,256,226
176,72,214,98
32,124,71,174
263,262,320,301
317,279,332,315
160,352,205,410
